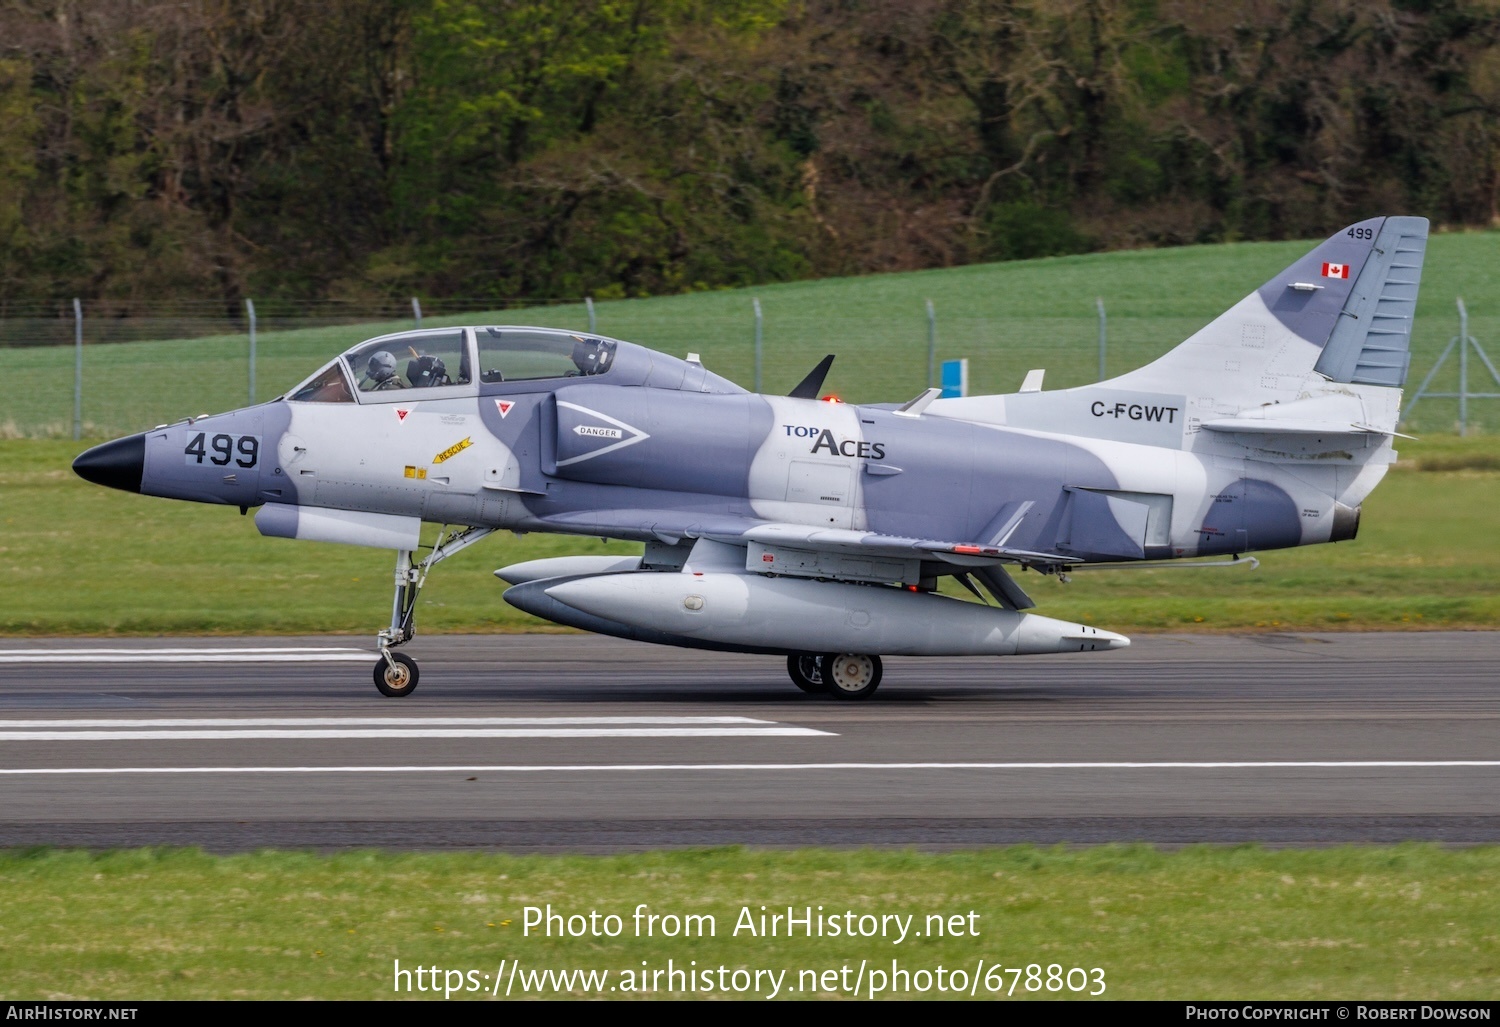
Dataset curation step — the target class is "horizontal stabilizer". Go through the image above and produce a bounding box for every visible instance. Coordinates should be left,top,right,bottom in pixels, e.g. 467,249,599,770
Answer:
1199,392,1411,441
1200,417,1398,436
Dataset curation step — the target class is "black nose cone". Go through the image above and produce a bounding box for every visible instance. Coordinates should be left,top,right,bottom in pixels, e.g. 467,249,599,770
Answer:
73,434,146,494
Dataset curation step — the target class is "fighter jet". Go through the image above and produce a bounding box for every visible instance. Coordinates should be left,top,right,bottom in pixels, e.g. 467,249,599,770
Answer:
74,216,1427,699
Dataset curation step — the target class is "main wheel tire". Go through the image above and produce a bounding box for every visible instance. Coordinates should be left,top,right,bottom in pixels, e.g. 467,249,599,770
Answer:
374,652,419,697
819,653,883,700
786,654,827,694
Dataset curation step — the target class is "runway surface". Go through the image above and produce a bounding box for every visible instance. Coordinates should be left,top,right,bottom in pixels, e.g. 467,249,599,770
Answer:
1,632,1496,851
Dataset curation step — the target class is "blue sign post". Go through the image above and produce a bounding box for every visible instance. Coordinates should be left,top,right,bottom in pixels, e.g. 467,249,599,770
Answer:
940,358,968,398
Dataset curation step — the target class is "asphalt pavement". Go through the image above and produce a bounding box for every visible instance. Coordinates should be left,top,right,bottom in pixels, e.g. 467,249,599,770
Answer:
0,631,1495,850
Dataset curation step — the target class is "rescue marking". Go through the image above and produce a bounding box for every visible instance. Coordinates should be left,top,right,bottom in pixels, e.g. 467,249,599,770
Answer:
495,399,515,418
433,437,473,463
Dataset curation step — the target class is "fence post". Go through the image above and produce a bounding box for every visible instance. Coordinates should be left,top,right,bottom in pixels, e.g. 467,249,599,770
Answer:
1097,296,1107,382
753,298,763,393
586,296,596,333
1459,298,1469,435
246,298,257,407
1404,296,1500,432
926,298,937,389
411,297,422,328
73,298,82,440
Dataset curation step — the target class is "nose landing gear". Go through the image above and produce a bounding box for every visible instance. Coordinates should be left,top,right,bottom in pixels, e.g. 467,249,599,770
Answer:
373,525,494,697
375,651,419,697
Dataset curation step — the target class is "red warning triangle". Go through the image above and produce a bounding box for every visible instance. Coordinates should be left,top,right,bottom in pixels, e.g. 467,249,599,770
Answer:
495,400,514,418
395,408,411,421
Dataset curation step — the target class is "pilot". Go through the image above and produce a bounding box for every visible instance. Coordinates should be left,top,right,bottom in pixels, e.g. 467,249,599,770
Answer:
364,351,407,390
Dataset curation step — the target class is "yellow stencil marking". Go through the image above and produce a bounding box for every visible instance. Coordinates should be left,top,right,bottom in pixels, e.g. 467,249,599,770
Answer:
433,437,473,464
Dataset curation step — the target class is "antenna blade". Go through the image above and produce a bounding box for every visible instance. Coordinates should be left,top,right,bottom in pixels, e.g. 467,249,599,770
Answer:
789,355,835,399
894,387,942,418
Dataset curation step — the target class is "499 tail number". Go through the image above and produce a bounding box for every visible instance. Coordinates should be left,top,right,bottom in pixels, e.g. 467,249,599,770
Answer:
185,432,259,468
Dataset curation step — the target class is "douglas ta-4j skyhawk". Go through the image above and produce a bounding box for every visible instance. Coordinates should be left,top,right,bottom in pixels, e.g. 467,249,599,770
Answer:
75,216,1427,699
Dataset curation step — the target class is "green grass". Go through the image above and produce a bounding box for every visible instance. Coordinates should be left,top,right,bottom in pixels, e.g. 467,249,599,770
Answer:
7,228,1500,439
1,845,1497,1000
3,433,1498,636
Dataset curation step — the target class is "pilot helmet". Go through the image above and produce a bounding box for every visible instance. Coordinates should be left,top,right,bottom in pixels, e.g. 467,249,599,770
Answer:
367,350,398,382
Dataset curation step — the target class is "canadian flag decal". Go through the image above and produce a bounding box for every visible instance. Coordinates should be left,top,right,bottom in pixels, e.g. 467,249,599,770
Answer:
1321,262,1350,279
495,400,514,418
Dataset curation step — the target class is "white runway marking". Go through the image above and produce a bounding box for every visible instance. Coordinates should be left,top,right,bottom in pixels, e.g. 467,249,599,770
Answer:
0,760,1496,775
0,647,369,664
0,717,784,727
0,716,832,740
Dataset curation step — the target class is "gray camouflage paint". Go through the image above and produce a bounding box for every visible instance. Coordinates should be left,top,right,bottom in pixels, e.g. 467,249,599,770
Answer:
76,215,1429,652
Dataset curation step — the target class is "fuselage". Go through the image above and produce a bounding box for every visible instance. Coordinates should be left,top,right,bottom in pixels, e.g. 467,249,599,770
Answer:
74,326,1377,567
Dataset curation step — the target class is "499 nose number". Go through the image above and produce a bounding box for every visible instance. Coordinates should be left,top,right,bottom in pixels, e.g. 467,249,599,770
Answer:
184,432,259,468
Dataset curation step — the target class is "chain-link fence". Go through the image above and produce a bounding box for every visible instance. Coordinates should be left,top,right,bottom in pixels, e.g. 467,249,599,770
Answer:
5,288,1495,440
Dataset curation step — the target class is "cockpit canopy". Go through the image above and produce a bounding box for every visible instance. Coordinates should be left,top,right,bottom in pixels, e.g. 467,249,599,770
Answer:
287,327,620,403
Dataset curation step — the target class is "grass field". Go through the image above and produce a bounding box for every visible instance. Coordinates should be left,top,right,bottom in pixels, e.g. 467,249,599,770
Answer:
1,845,1496,1000
3,433,1498,636
7,228,1500,439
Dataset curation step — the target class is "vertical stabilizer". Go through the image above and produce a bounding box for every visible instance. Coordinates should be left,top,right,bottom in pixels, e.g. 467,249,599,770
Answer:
1106,215,1430,404
930,216,1429,447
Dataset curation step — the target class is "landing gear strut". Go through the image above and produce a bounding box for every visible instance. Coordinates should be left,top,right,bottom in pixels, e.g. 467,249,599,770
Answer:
373,525,494,697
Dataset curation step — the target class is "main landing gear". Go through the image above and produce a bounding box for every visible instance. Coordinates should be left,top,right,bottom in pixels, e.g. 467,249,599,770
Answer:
374,525,494,697
786,653,884,700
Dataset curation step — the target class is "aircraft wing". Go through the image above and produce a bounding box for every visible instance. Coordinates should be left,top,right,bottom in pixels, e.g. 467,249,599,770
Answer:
535,510,1076,567
731,523,1078,567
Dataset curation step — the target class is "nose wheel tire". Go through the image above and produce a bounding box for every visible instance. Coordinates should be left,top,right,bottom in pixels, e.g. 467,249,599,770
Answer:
787,654,828,694
374,652,419,697
819,653,883,699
